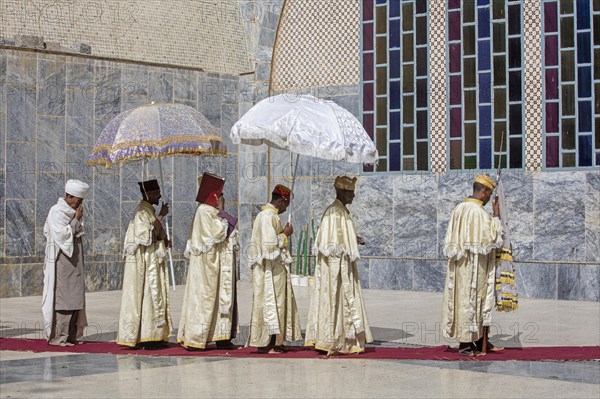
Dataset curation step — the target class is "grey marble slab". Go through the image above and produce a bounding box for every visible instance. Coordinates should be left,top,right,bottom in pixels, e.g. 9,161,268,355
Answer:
121,65,148,96
37,116,65,172
239,176,267,204
148,71,174,103
357,260,370,289
413,260,446,292
92,228,121,256
198,76,222,128
515,263,557,299
174,70,198,102
21,264,43,296
171,201,196,254
5,200,35,256
5,51,36,85
0,264,21,298
85,262,107,292
66,60,94,90
332,94,359,118
35,173,65,254
173,157,199,202
436,173,474,256
94,65,121,117
6,83,36,141
93,173,120,229
310,177,336,228
5,142,35,199
222,156,239,202
352,175,394,257
106,261,124,291
238,203,262,231
500,172,534,261
557,264,600,302
368,258,413,291
65,145,94,185
533,172,586,261
66,90,94,145
585,171,600,262
37,59,66,116
237,229,253,280
393,174,438,258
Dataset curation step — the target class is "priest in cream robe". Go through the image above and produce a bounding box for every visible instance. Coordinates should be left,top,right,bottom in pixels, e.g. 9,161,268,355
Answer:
42,179,90,346
177,177,239,350
117,179,172,347
248,184,301,353
305,176,372,355
441,174,504,356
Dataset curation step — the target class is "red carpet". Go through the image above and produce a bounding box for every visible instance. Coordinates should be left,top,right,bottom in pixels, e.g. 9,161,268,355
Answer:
1,338,599,361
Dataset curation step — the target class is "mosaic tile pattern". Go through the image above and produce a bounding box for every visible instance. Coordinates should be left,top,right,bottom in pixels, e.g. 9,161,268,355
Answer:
524,0,544,171
0,1,251,74
429,0,447,173
270,0,359,91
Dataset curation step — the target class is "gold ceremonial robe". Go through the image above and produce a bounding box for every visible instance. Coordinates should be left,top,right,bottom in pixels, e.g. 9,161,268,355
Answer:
441,198,503,343
305,199,372,354
117,201,171,346
248,204,301,347
177,204,238,349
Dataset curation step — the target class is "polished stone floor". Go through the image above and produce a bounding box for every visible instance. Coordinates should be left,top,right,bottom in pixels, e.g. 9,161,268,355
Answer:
1,283,599,398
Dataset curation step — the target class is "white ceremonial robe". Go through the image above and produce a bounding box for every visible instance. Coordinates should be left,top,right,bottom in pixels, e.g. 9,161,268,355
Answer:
305,199,372,354
42,197,87,342
117,201,171,346
177,204,238,349
441,198,504,343
248,204,301,347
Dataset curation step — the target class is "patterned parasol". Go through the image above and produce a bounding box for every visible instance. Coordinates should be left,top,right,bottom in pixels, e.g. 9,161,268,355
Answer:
86,102,226,167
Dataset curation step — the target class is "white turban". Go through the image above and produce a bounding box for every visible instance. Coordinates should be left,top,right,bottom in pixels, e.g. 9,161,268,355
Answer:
65,179,90,199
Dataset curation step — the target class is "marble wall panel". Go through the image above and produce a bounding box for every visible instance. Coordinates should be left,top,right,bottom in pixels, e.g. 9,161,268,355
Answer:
37,116,65,173
310,176,336,227
93,172,120,229
106,261,124,291
94,64,121,117
222,156,239,202
173,157,199,202
5,200,35,256
584,172,600,262
93,228,121,256
65,145,94,184
516,263,557,299
121,65,149,97
0,264,20,298
352,175,394,257
393,174,438,258
239,203,262,231
557,264,600,302
148,70,174,103
533,172,586,261
239,176,266,204
331,94,360,118
368,258,413,291
198,76,222,128
6,83,36,141
5,51,36,85
66,90,94,146
35,172,65,255
286,178,311,240
0,172,5,257
171,201,196,254
0,106,5,170
357,260,370,289
65,59,94,90
174,70,198,102
413,260,446,292
85,262,107,292
499,172,535,260
21,264,43,296
37,58,65,116
237,229,254,280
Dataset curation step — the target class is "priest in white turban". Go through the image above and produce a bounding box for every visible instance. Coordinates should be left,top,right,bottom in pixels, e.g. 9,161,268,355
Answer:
42,179,90,346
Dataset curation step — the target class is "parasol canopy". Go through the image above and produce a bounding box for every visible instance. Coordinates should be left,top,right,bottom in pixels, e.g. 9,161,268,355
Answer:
86,102,227,167
230,94,378,164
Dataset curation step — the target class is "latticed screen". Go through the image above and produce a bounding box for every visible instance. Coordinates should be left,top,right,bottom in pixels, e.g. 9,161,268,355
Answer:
542,0,599,168
361,0,430,172
447,0,525,170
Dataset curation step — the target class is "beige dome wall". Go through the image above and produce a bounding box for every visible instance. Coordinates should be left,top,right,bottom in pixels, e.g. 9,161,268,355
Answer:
270,0,360,92
0,0,252,74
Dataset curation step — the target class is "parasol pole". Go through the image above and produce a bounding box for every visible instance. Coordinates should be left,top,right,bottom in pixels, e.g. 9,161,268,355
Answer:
158,157,176,291
287,153,300,224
